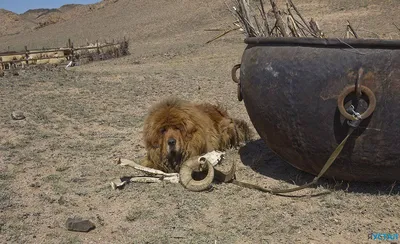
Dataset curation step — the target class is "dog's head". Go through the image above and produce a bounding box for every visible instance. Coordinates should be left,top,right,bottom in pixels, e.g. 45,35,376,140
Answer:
143,98,197,171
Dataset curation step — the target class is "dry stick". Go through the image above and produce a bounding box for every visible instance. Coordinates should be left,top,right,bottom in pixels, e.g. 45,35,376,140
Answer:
346,28,351,38
233,0,251,36
205,27,240,44
269,0,288,37
238,0,256,36
257,6,269,36
274,22,280,36
347,20,358,38
286,4,300,34
225,0,239,17
310,18,324,37
259,0,270,35
291,17,310,37
287,0,316,37
287,15,300,37
240,0,253,27
288,9,309,31
253,15,263,36
237,8,258,36
269,21,278,36
286,3,306,37
234,8,252,36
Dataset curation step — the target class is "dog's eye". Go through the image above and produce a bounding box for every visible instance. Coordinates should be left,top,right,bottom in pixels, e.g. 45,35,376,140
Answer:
160,128,166,134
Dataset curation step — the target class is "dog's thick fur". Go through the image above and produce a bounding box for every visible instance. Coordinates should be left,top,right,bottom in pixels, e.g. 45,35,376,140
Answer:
141,98,252,173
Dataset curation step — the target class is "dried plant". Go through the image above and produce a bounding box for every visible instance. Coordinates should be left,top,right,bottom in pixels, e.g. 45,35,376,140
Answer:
229,0,325,38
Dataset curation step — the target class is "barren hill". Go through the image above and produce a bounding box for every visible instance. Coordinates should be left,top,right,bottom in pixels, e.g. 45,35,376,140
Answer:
0,0,399,53
22,8,63,21
0,0,118,39
0,9,36,37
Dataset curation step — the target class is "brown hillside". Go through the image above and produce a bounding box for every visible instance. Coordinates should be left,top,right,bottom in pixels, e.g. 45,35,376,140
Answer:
0,9,36,37
0,1,117,38
22,8,62,21
0,0,399,52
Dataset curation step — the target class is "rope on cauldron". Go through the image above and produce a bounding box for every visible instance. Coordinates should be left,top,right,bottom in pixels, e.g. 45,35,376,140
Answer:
230,127,356,195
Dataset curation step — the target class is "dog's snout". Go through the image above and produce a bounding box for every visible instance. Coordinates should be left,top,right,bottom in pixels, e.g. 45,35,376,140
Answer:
168,138,176,146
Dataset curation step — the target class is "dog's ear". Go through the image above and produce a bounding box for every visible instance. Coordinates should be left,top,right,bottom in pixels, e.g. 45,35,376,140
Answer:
144,128,161,149
145,137,160,149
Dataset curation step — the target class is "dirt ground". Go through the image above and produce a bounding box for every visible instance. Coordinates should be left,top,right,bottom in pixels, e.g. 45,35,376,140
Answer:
1,0,400,243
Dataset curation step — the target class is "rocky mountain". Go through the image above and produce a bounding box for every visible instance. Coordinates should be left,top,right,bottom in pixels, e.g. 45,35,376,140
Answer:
0,0,119,37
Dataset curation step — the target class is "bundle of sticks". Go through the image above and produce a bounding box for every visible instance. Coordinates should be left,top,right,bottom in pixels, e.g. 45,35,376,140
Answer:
204,0,390,43
209,0,400,41
230,0,325,38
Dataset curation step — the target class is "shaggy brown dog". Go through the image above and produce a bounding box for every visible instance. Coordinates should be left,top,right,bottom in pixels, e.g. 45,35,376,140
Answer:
141,98,252,173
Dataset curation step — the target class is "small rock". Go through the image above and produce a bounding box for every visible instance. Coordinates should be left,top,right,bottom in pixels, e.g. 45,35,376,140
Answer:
11,111,25,120
57,196,66,205
0,70,4,77
66,217,96,232
96,214,105,226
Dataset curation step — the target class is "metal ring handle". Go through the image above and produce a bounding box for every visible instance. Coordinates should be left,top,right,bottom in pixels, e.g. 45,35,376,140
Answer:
231,64,243,101
231,64,241,84
237,83,243,101
337,85,376,121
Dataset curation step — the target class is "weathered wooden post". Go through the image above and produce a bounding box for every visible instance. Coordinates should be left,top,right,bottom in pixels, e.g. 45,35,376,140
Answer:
96,40,100,55
24,46,29,66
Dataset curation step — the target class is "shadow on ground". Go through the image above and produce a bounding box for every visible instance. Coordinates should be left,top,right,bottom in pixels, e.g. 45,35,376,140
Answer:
239,139,399,195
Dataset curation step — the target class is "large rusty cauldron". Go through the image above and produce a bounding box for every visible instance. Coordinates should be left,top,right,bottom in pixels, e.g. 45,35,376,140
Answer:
234,37,400,182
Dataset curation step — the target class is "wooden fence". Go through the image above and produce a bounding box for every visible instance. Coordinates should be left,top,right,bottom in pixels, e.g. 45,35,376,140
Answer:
0,38,129,70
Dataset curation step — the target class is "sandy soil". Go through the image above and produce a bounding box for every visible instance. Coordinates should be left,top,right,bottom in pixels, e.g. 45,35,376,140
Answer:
1,0,400,243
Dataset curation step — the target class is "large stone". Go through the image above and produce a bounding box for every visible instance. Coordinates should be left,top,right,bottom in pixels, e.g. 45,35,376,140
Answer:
66,217,96,232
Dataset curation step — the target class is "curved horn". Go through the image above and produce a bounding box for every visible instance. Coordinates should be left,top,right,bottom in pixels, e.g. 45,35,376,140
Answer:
179,157,214,192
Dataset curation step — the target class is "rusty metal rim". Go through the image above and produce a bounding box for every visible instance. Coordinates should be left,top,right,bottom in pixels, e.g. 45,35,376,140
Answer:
337,85,377,121
244,37,400,49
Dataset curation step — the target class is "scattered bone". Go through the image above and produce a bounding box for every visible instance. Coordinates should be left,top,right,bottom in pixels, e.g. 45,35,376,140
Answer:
111,151,227,191
115,158,179,178
111,158,179,189
111,175,180,190
110,178,127,190
198,151,225,167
